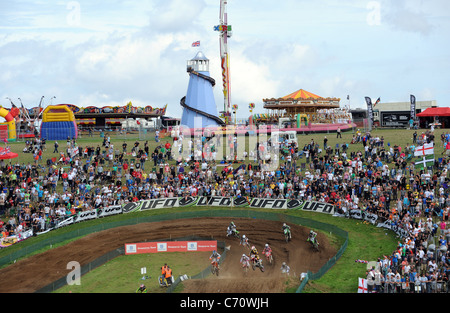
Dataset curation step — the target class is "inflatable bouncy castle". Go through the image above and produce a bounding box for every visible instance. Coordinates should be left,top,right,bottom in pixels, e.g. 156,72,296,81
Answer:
40,104,78,140
0,107,18,142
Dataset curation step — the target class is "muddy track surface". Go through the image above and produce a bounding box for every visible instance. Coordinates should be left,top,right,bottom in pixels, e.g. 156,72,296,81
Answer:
0,217,336,293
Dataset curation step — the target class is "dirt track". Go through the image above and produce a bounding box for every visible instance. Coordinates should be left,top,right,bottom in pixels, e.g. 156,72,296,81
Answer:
0,217,336,293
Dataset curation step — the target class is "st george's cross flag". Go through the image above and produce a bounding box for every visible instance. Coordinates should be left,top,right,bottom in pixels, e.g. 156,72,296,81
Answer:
358,277,368,293
414,142,434,156
414,143,435,169
415,154,435,170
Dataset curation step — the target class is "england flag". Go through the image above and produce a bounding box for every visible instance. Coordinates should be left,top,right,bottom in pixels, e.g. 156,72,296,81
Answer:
414,143,434,156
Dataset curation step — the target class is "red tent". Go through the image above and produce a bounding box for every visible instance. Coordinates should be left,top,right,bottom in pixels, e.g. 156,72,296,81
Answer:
0,147,18,160
417,107,450,117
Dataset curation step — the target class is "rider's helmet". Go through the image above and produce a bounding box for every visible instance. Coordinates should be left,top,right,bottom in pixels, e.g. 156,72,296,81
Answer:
265,243,269,248
212,250,217,255
242,254,246,257
283,223,286,227
140,284,145,288
242,234,246,239
251,246,255,250
282,262,286,266
310,230,314,234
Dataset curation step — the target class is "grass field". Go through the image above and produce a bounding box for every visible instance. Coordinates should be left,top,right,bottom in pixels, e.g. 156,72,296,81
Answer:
54,251,212,293
0,127,443,292
6,127,445,170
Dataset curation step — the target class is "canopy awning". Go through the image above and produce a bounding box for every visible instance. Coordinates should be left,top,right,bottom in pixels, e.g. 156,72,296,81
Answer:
282,89,322,100
417,107,450,117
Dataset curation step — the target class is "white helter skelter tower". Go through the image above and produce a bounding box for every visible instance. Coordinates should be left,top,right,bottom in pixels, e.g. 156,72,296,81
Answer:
214,0,232,121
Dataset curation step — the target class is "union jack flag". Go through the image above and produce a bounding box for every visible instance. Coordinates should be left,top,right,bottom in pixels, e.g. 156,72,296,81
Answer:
192,41,200,47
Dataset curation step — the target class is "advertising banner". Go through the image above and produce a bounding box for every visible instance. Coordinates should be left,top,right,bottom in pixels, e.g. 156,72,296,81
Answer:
196,196,232,207
289,200,335,214
124,240,217,255
410,94,416,120
365,96,373,124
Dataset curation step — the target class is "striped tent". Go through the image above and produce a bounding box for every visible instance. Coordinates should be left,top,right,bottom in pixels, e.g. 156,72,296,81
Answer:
282,89,322,100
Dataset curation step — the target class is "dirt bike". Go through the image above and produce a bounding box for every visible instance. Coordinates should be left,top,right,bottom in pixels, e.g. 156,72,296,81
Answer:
307,236,319,251
241,260,250,274
241,239,250,250
211,260,220,276
284,228,291,243
158,275,174,287
229,228,240,239
262,250,273,265
251,257,265,272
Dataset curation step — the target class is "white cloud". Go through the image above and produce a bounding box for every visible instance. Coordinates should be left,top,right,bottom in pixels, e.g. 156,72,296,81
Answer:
0,0,449,117
381,0,435,36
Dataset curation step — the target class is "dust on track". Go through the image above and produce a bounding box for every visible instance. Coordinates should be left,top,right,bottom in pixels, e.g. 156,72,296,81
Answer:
0,217,336,293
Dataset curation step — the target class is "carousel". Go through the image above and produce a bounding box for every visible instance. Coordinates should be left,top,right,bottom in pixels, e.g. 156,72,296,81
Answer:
260,88,355,132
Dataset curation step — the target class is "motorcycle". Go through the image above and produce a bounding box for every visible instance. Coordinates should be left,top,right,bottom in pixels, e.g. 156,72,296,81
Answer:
230,228,240,239
307,236,319,251
211,260,220,276
262,250,273,265
158,275,174,287
284,228,291,243
241,239,250,250
251,257,265,272
242,260,250,274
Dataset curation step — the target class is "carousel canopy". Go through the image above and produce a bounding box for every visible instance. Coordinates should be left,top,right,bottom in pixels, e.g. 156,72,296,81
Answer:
282,89,321,100
263,88,340,113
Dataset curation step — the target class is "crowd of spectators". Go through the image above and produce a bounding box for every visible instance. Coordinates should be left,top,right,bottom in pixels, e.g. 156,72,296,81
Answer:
0,127,449,293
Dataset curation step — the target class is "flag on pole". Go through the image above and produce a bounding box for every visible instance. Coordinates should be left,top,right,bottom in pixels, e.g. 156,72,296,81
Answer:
358,277,368,293
373,97,381,107
410,95,416,120
415,154,435,170
192,40,200,47
364,97,373,124
414,143,434,156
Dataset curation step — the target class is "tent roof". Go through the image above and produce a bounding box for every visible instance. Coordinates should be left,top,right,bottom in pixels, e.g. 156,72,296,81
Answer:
417,107,450,117
282,89,322,100
0,147,18,160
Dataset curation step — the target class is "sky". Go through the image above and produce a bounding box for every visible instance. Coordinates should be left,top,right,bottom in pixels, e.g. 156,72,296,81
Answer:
0,0,449,119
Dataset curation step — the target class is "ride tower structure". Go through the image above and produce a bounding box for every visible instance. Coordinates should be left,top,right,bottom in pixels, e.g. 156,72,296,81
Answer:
214,0,232,124
180,51,225,129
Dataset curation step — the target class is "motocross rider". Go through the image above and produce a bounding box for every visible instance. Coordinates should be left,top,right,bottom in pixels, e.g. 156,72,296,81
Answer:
209,250,221,268
240,253,250,267
250,245,259,261
262,243,272,257
280,262,290,275
282,223,291,239
136,284,147,293
227,221,237,237
240,234,249,247
308,230,318,244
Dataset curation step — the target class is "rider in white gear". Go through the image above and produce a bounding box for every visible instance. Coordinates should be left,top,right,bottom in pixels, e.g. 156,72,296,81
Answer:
240,234,249,247
240,253,250,268
280,262,290,275
227,221,237,237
